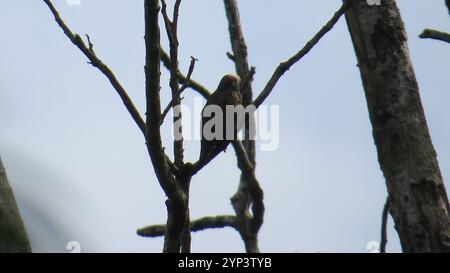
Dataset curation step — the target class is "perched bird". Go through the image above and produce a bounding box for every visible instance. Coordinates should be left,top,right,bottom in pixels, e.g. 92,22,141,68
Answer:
199,74,242,163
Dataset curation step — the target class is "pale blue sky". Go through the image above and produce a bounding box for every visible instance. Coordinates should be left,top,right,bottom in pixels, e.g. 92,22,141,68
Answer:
0,1,449,252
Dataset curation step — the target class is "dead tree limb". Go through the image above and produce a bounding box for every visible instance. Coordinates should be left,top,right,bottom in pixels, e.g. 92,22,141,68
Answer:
161,0,184,168
380,197,390,253
160,49,211,99
419,29,450,43
160,56,197,125
137,215,237,237
144,0,188,253
223,0,261,253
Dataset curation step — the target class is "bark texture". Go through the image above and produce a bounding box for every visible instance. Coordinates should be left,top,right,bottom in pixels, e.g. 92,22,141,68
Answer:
346,0,450,252
0,157,31,253
144,0,189,253
224,0,267,253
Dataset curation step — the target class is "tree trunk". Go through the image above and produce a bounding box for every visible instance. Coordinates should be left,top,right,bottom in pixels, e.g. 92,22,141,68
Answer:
0,157,31,253
345,0,450,252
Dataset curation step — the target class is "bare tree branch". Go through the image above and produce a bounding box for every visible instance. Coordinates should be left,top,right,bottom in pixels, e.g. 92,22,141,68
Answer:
160,49,211,99
144,0,177,198
232,142,264,235
160,0,184,167
161,56,197,125
160,0,176,47
224,0,254,106
380,197,390,253
137,215,237,237
419,28,450,43
160,0,192,253
144,0,186,253
253,1,351,108
223,0,256,166
226,51,235,62
43,0,146,136
223,0,262,253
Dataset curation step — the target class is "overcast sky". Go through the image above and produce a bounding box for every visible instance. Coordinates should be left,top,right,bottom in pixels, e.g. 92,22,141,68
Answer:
0,1,449,253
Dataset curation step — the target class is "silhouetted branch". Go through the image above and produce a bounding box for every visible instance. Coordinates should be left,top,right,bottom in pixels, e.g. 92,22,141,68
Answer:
232,142,264,234
160,0,191,253
161,56,197,125
419,28,450,43
137,215,237,237
160,49,211,99
160,0,176,47
43,0,146,136
161,0,184,167
380,197,390,253
224,0,261,253
226,51,235,62
224,0,254,106
144,0,186,253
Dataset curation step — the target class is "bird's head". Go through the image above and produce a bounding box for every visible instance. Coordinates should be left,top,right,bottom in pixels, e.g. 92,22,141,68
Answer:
217,74,241,93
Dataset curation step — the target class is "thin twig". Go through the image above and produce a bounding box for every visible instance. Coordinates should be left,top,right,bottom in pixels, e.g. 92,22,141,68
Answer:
137,215,237,237
173,0,182,33
43,0,146,136
160,0,176,46
160,49,211,99
160,0,191,253
85,34,94,51
226,52,235,62
160,56,197,125
380,197,390,253
161,0,184,167
253,1,351,108
179,57,198,93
